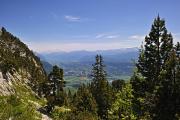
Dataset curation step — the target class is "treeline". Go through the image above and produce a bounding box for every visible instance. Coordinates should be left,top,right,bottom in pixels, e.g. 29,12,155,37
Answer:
43,16,180,120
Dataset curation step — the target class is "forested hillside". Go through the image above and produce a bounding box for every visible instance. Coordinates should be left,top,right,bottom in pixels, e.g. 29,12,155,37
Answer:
0,27,50,119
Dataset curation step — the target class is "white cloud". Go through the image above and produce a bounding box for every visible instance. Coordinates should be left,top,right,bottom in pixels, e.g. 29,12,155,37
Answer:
95,33,119,39
129,35,145,40
105,35,119,39
95,34,106,39
64,15,81,22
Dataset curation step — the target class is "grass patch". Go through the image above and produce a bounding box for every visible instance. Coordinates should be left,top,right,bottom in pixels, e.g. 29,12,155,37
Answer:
0,83,47,120
0,95,41,120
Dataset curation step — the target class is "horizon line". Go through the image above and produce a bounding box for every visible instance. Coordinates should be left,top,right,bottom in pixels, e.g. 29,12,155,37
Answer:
32,47,140,53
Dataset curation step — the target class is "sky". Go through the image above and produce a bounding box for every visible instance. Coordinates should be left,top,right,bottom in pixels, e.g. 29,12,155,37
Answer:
0,0,180,52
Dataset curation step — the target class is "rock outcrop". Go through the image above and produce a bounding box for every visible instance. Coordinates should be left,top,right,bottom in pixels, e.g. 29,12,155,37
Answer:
0,27,47,96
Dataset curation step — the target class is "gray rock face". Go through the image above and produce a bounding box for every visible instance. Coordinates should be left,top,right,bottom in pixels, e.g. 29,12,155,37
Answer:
0,71,14,95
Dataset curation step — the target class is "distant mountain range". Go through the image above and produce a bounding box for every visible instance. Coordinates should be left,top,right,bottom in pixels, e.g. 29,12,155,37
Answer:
38,48,139,81
39,47,139,63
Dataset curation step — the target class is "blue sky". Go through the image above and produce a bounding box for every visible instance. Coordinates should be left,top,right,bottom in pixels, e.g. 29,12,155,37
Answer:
1,0,180,52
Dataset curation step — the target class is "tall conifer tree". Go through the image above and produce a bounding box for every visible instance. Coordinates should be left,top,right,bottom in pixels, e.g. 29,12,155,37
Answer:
47,65,66,109
131,16,175,118
91,55,111,120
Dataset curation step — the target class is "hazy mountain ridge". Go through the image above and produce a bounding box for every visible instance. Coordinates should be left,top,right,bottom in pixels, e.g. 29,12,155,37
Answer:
39,48,139,82
39,48,139,63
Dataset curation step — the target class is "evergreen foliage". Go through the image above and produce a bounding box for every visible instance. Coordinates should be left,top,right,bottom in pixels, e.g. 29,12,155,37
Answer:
90,55,112,120
48,65,65,97
46,65,67,112
73,84,97,114
131,16,180,119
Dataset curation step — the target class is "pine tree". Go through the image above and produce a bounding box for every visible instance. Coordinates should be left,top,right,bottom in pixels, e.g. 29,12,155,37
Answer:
131,16,175,118
49,65,64,95
136,15,173,93
90,55,112,120
47,65,66,110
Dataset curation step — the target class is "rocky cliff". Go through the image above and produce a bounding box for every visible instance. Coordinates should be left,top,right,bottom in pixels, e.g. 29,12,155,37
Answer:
0,27,47,96
0,27,50,120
